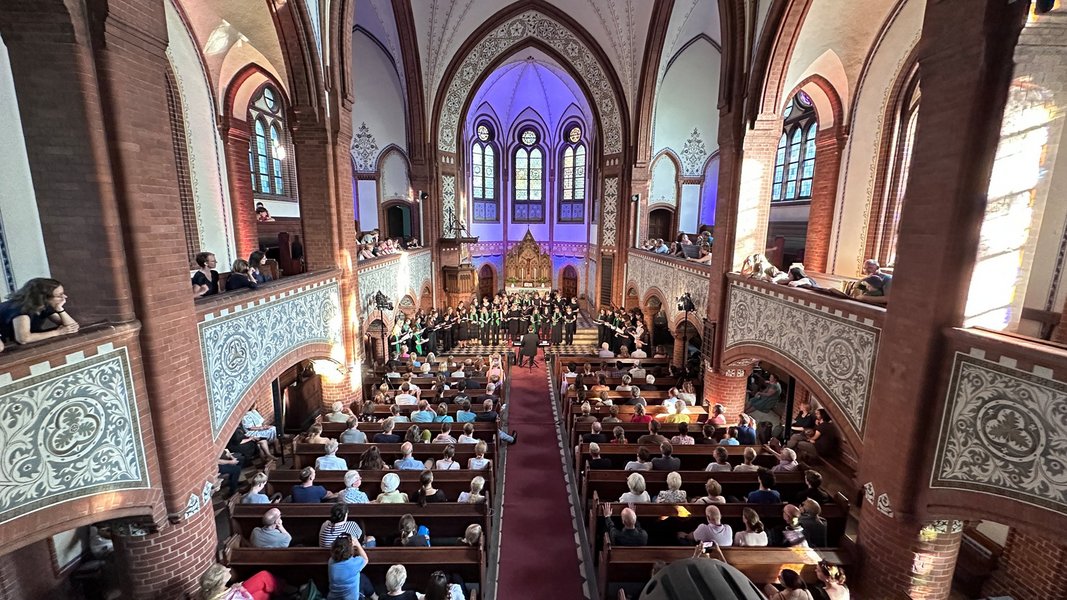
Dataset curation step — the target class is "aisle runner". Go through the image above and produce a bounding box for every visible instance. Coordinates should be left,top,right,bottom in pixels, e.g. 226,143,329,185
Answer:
495,360,587,598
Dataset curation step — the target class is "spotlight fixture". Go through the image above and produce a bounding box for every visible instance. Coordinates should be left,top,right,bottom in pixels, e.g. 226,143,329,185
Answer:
631,194,640,203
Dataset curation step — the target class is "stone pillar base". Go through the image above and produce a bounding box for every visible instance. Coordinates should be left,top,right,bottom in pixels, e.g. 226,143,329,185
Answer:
856,510,963,600
704,367,749,419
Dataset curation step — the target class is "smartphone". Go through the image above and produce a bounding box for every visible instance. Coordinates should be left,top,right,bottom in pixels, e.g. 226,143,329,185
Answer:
701,542,714,553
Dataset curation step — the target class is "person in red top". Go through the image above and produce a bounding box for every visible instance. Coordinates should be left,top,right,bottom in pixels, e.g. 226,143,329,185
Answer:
631,404,653,424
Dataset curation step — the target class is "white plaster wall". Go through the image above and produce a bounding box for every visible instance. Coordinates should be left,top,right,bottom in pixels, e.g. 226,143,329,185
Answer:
378,151,410,201
649,156,678,206
782,0,899,121
826,0,924,276
1024,118,1067,314
352,32,406,162
652,38,720,158
0,35,49,295
358,180,379,231
166,0,237,267
679,183,701,233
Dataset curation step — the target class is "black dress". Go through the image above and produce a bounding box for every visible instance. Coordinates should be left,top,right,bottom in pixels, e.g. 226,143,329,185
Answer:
550,313,563,345
192,270,220,296
225,274,258,292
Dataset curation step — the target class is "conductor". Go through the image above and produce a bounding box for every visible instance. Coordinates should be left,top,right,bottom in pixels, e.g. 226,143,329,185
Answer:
517,326,541,368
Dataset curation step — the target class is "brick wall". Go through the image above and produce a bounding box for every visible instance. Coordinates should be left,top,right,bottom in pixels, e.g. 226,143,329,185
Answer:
856,512,962,600
704,367,748,420
982,529,1067,600
113,506,218,600
0,539,67,600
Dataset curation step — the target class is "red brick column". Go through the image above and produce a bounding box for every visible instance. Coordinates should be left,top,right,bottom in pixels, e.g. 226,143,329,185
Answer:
804,128,844,272
857,513,963,600
982,529,1067,600
113,508,218,599
220,118,260,259
704,367,748,418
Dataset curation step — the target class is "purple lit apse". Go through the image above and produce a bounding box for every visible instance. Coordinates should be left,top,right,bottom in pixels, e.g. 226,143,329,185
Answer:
700,155,718,228
464,53,596,247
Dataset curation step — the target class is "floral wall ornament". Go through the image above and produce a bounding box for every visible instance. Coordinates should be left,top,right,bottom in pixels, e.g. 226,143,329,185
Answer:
932,352,1067,516
680,128,708,177
183,493,201,519
602,177,619,246
350,122,379,173
863,482,875,504
877,492,894,518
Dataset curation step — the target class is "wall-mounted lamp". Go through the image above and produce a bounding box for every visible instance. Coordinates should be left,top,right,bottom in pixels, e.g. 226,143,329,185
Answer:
417,190,429,202
630,194,640,203
311,358,348,384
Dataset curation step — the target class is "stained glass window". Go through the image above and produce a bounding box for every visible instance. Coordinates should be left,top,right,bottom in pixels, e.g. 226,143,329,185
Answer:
472,123,498,222
513,139,544,223
559,124,586,222
248,84,291,197
771,92,818,202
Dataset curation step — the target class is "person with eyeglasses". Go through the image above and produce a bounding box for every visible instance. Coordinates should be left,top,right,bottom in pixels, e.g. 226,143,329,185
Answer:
0,277,79,346
327,534,374,600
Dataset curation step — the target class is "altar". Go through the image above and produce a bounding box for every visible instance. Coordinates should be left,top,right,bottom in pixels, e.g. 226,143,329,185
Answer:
504,231,553,293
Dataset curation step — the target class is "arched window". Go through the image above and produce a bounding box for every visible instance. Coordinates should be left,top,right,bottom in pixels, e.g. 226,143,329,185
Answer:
874,69,920,267
248,84,291,197
559,124,586,223
513,128,544,223
771,92,817,202
471,123,498,222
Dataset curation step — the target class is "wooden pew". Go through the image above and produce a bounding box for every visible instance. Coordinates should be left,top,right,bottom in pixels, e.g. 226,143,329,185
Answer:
580,469,807,511
567,404,707,424
265,469,494,500
368,403,499,416
569,421,726,449
226,540,485,596
230,503,489,548
293,443,495,470
575,443,774,473
597,543,850,600
588,492,849,554
320,421,498,438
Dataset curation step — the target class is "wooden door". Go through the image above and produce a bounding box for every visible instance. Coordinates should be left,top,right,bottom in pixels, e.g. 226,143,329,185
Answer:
648,208,674,242
478,264,495,299
561,266,578,298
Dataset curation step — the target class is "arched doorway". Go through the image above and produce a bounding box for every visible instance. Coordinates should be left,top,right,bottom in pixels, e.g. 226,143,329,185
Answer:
676,320,702,372
648,207,674,241
478,264,495,299
367,319,387,363
561,265,578,298
384,202,414,241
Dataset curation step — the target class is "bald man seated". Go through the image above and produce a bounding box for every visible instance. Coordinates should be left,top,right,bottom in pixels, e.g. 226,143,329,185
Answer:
393,442,424,470
250,507,292,548
677,505,734,546
602,503,647,546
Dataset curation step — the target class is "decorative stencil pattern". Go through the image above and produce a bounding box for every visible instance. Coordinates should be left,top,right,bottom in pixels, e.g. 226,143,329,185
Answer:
351,122,380,173
442,175,457,238
438,10,623,155
0,348,149,525
626,252,709,324
932,353,1067,516
356,250,433,316
680,128,708,177
200,281,342,437
602,176,619,246
724,281,879,434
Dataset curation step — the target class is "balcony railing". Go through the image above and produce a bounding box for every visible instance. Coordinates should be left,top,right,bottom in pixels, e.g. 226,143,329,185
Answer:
625,249,715,323
196,269,344,438
0,321,161,546
722,274,887,437
927,326,1067,529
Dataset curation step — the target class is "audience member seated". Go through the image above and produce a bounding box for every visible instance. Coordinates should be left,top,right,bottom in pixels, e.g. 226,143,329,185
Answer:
242,472,272,504
705,447,733,472
687,243,714,264
735,447,761,473
736,413,758,445
670,422,695,445
457,423,478,444
434,402,454,423
192,252,220,297
292,467,337,503
625,447,653,471
374,419,403,444
359,447,387,471
734,508,769,547
788,408,839,461
602,504,647,547
411,400,435,423
325,401,355,423
248,250,273,284
746,469,781,504
457,476,486,504
255,202,274,222
769,447,799,472
250,508,291,548
587,443,612,469
855,259,892,299
435,445,461,470
784,265,817,288
225,259,259,292
770,504,808,548
0,277,80,346
655,471,688,503
597,342,615,358
394,384,418,405
376,473,409,504
384,564,419,600
467,440,492,470
799,499,828,548
619,472,651,503
653,239,670,254
320,502,365,548
677,505,733,546
241,405,281,459
433,423,458,444
398,514,430,547
696,479,726,505
583,422,609,445
199,562,282,600
604,405,623,425
317,439,349,471
637,421,668,445
747,374,783,428
764,569,814,600
709,404,727,427
413,470,449,506
719,427,741,446
795,470,833,505
340,419,368,444
662,399,688,424
340,470,369,504
815,562,850,600
327,534,374,600
652,442,680,471
631,404,653,424
303,423,331,445
217,449,242,497
393,442,424,470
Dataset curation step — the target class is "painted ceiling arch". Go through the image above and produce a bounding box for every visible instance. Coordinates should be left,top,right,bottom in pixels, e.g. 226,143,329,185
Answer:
435,9,625,155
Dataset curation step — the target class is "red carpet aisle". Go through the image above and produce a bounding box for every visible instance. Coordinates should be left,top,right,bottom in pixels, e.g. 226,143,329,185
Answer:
496,359,587,599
